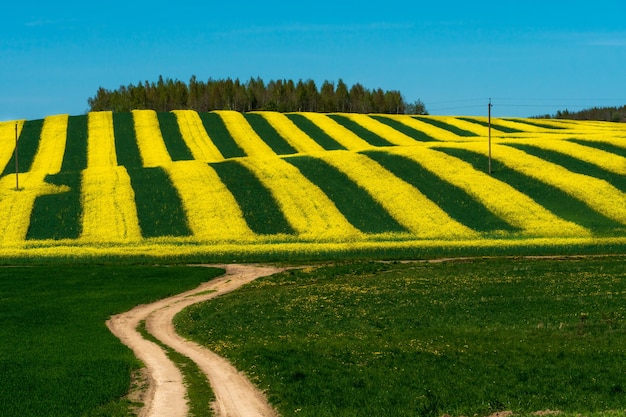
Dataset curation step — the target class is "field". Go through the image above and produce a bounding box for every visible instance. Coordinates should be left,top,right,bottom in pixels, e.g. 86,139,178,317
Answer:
176,258,626,417
1,110,626,416
0,111,626,260
0,264,223,417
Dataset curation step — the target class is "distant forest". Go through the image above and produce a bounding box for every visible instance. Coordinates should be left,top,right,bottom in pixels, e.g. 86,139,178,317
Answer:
538,105,626,122
87,76,428,115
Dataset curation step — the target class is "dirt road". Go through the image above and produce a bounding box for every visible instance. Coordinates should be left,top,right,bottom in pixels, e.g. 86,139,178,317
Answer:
107,264,284,417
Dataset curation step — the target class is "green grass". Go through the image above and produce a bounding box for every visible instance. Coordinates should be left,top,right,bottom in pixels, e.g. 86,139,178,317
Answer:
326,115,394,147
413,116,479,137
137,321,215,417
2,119,44,176
285,114,347,150
127,167,192,238
156,112,194,161
27,172,83,240
434,146,625,236
369,115,439,142
62,115,88,171
284,155,407,234
198,112,246,158
210,160,295,235
568,139,626,158
361,150,518,233
113,112,143,168
0,265,224,417
506,143,626,193
175,258,626,417
458,117,525,133
243,113,298,155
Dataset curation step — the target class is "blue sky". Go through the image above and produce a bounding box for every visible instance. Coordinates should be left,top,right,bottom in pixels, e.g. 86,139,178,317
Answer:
1,1,625,121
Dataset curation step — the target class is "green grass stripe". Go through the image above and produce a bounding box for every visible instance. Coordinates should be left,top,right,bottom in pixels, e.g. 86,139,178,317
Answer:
458,117,524,133
112,112,143,168
568,139,626,159
502,118,567,130
210,160,294,235
243,113,298,155
434,147,624,235
126,167,192,238
285,114,347,150
26,172,82,240
370,115,439,142
362,150,518,233
156,112,194,161
284,155,406,234
2,119,44,176
198,112,246,158
327,115,394,147
506,143,626,194
413,116,479,137
61,115,88,172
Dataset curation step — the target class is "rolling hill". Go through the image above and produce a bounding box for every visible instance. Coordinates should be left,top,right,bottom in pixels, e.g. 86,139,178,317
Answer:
1,110,625,258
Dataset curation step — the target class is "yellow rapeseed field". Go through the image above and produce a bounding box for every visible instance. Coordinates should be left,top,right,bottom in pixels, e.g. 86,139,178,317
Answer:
87,111,117,168
132,110,172,167
0,110,624,257
172,110,224,162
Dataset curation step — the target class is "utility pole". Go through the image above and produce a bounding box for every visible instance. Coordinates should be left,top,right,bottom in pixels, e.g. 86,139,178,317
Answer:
14,122,19,191
488,98,492,175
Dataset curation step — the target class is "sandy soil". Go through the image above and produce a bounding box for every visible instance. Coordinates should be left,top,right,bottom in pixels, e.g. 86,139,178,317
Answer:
107,264,284,417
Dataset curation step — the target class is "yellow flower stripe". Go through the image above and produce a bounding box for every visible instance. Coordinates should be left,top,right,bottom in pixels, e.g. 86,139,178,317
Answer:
255,111,325,154
0,120,23,175
132,110,172,167
384,115,463,141
171,110,224,162
317,151,477,239
390,145,589,237
215,110,277,158
506,138,626,175
480,117,545,133
238,156,362,240
296,112,372,150
81,166,142,242
436,116,488,136
30,114,69,174
339,114,418,146
87,111,117,168
165,161,254,240
463,142,626,226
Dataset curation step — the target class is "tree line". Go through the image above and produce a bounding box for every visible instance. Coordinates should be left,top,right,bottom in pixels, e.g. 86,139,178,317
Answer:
535,105,626,122
87,75,428,115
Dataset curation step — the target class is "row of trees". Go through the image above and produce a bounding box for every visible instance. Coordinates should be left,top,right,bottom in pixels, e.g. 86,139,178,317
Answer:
554,106,626,122
87,76,428,115
535,105,626,122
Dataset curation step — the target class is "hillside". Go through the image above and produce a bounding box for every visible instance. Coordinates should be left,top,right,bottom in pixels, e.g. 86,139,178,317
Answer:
1,110,626,258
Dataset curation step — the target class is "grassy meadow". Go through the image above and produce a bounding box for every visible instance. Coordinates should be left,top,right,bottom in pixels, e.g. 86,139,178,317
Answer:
0,264,223,417
176,258,626,417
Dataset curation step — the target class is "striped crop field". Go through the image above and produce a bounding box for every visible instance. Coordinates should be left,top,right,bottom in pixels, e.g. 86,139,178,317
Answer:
1,110,626,258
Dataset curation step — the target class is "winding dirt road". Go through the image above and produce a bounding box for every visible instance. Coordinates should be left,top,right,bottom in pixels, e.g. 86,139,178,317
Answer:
106,264,284,417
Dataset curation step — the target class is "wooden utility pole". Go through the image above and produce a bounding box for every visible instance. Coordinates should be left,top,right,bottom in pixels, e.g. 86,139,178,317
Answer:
488,98,492,175
14,122,19,190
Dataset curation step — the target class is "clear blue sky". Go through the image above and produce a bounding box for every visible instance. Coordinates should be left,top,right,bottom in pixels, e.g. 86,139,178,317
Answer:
2,1,625,121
